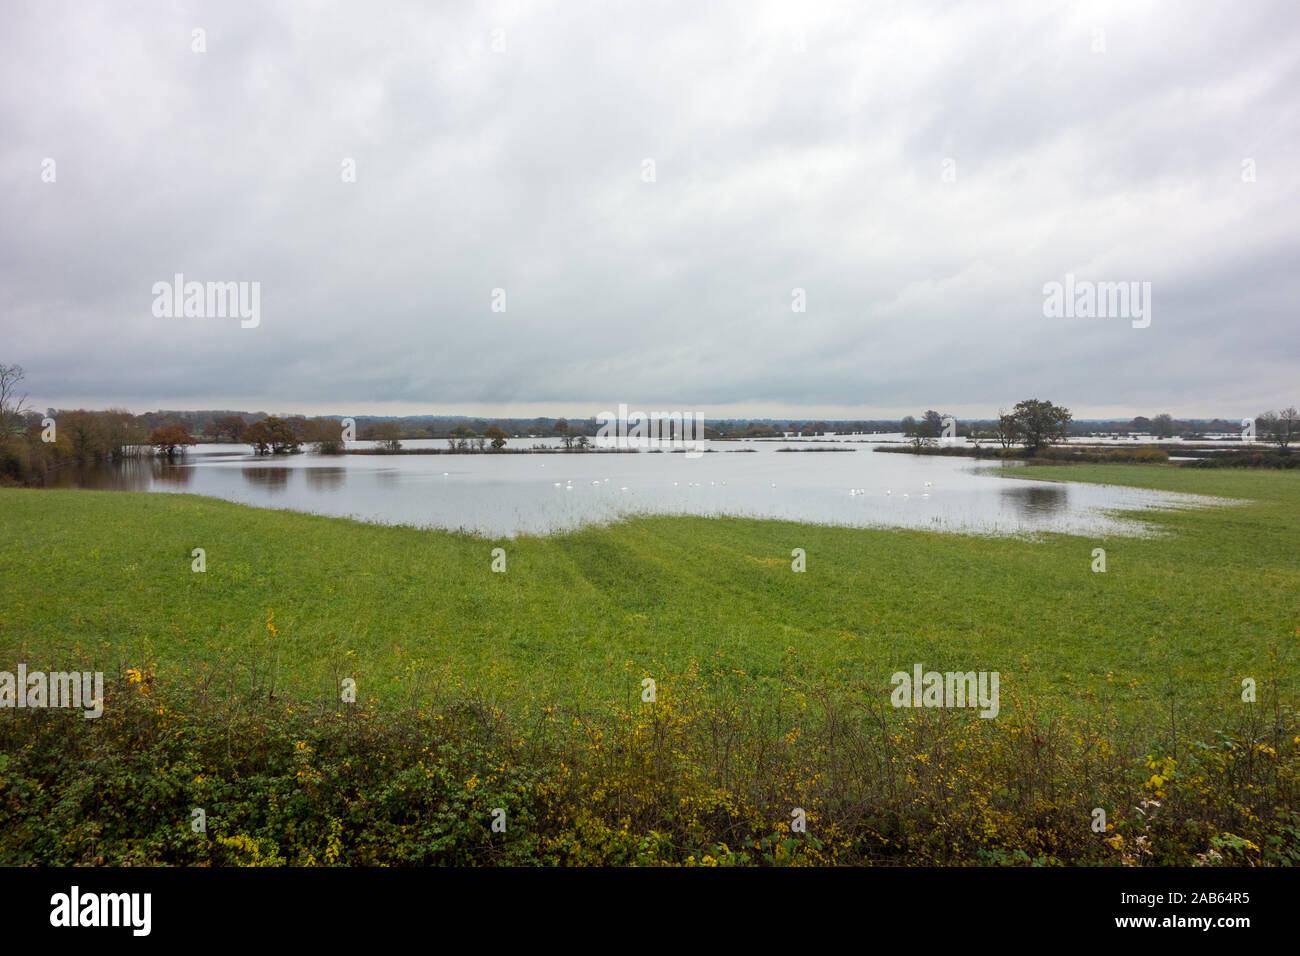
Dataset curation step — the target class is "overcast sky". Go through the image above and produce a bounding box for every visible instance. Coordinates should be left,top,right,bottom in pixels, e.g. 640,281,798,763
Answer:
2,0,1297,420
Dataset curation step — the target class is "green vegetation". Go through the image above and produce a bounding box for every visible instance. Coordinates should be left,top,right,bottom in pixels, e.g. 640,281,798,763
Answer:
878,444,1172,464
1,464,1297,865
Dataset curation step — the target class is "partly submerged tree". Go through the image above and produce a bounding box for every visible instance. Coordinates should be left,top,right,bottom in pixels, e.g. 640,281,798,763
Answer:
305,417,346,454
375,421,403,453
483,427,508,451
243,416,301,455
60,410,107,462
149,423,196,458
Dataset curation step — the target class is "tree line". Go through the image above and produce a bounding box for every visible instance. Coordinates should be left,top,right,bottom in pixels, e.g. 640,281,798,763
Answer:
3,362,1294,484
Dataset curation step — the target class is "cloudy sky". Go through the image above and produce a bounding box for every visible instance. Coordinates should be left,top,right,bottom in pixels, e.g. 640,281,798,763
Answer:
2,0,1296,420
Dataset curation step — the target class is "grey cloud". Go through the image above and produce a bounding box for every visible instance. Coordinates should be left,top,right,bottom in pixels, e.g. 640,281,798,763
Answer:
2,0,1297,418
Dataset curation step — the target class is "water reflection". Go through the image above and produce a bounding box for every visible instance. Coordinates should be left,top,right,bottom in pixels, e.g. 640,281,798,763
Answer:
242,467,293,490
1000,482,1068,518
304,467,346,491
153,461,194,487
42,459,156,491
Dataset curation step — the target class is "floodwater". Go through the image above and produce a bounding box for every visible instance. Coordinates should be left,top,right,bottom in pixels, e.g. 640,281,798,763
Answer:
39,437,1228,538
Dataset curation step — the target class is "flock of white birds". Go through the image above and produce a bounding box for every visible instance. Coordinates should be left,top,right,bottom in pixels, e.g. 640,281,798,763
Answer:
872,480,934,498
529,476,938,497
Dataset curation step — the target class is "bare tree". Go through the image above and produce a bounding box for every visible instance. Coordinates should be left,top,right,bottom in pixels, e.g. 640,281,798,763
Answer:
375,421,403,453
0,363,32,441
994,408,1019,449
1259,407,1298,449
1281,407,1300,450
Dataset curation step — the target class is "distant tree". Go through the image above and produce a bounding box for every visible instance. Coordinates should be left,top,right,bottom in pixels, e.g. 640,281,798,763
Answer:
1130,415,1152,434
283,416,310,441
483,426,508,451
1260,407,1298,450
243,417,301,455
211,415,248,442
375,421,403,453
1011,399,1072,454
994,408,1020,449
149,423,196,458
1152,413,1175,438
1279,407,1299,450
102,409,148,459
921,410,944,437
60,410,106,462
242,420,273,455
0,363,32,443
446,424,474,452
306,417,346,454
898,411,942,451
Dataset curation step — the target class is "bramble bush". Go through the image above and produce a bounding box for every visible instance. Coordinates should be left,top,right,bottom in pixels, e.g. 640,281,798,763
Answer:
1,661,1295,866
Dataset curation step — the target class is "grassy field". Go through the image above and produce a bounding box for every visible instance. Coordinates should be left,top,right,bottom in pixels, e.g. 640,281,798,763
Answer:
0,465,1294,723
2,464,1297,721
2,463,1298,865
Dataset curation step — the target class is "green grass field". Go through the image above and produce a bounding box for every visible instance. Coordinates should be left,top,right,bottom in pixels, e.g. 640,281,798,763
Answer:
3,463,1297,724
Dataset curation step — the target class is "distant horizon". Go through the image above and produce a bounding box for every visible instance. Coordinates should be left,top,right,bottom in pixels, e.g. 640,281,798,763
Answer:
22,397,1267,426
